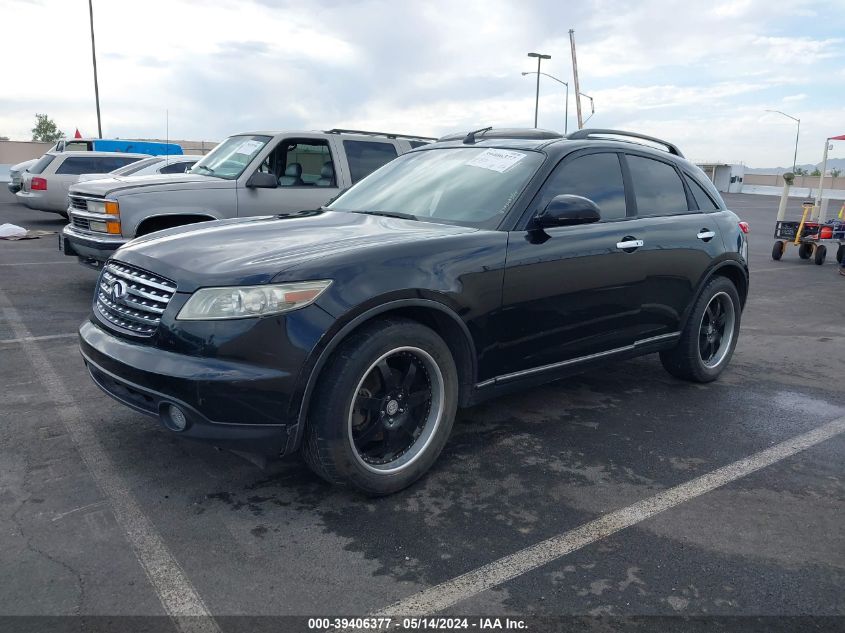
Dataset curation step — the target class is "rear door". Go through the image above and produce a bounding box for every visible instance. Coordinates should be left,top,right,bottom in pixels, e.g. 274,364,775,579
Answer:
496,150,644,377
621,151,723,339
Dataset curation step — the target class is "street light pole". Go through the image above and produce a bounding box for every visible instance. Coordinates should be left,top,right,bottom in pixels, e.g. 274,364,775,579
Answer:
522,71,569,134
765,109,800,173
88,0,102,138
527,52,551,128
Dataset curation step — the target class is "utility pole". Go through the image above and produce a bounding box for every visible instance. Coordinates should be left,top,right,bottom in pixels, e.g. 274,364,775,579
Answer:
88,0,102,138
569,29,583,130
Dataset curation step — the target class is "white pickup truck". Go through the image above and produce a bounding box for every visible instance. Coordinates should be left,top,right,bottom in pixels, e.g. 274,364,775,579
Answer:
61,129,433,268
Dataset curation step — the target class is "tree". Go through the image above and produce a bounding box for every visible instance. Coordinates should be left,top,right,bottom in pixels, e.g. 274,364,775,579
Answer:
31,114,63,142
0,136,8,141
810,168,821,177
831,168,842,178
793,166,807,176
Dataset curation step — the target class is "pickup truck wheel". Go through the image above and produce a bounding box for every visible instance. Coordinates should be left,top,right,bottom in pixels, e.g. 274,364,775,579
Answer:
302,318,458,495
659,276,741,383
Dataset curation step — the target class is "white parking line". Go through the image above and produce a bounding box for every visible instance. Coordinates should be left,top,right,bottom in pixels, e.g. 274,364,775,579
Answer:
0,261,68,266
376,415,845,616
0,289,220,633
751,266,817,274
0,333,78,345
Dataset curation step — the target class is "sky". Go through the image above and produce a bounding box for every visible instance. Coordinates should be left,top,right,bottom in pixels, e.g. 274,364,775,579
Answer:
2,0,844,167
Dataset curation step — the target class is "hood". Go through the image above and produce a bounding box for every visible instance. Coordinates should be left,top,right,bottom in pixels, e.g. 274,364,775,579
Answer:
68,172,232,197
114,210,478,291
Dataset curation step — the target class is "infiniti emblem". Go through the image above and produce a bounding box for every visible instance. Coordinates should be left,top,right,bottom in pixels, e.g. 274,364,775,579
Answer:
110,280,128,302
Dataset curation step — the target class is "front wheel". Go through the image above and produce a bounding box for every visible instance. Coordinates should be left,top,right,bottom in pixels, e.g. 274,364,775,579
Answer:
302,318,458,495
660,277,741,383
771,241,785,260
814,245,827,265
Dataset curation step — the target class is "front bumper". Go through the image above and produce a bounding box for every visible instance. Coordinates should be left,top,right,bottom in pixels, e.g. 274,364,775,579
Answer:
79,320,298,455
62,224,126,267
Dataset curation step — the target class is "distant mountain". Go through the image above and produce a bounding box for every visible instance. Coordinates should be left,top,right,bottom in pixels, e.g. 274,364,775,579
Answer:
746,158,845,174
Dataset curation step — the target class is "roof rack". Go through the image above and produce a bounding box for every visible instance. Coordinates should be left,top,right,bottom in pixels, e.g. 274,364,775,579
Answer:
325,128,438,141
438,128,563,142
566,128,684,157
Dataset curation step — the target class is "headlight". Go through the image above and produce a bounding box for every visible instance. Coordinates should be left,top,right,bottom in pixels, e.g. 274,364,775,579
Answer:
86,199,119,215
177,280,332,320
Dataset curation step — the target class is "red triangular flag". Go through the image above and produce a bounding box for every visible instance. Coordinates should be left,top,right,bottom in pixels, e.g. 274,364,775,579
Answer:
74,128,82,138
830,134,845,141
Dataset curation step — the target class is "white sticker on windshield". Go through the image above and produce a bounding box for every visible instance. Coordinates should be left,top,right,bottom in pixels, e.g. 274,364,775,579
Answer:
465,148,528,173
235,139,264,156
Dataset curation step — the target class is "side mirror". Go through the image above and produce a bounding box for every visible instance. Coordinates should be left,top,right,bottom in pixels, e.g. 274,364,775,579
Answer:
246,171,278,189
534,195,601,228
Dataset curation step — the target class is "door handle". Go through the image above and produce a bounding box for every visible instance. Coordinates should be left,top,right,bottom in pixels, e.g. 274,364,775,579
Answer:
697,229,716,241
616,238,644,251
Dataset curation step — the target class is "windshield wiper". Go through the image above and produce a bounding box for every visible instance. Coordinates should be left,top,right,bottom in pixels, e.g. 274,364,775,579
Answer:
194,165,215,175
351,210,418,221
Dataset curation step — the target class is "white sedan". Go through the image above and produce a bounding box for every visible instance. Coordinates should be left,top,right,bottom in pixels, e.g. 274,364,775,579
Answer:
76,155,200,183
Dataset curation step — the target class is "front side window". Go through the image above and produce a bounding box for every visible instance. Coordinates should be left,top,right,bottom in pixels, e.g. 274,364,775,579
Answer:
533,152,627,221
191,134,271,180
255,139,334,187
344,140,398,183
328,147,544,228
29,154,56,174
627,155,690,216
159,161,194,174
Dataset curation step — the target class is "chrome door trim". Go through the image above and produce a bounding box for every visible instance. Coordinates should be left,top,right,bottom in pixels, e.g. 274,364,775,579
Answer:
476,332,680,388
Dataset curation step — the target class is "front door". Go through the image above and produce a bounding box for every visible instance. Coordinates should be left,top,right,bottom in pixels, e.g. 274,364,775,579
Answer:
496,150,644,378
236,137,341,217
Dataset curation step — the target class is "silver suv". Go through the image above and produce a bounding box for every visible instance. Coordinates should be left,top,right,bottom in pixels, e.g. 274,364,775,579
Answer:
61,129,433,268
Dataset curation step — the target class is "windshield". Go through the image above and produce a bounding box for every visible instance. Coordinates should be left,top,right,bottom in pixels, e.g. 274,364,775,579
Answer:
327,147,544,227
190,134,271,180
111,157,161,176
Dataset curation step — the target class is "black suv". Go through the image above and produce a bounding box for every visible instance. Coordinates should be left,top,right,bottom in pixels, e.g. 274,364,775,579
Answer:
79,128,749,495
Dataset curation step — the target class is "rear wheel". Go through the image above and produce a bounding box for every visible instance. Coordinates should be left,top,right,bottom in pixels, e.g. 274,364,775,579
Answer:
660,277,741,383
302,318,458,495
798,243,812,259
836,244,844,264
814,244,827,265
771,241,785,260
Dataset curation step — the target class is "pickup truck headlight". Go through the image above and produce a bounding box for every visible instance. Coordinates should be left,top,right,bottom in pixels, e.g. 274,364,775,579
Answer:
86,199,119,215
177,280,332,320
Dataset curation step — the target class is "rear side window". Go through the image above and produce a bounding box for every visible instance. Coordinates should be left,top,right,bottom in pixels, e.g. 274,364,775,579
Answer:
343,140,399,184
627,155,690,216
29,154,56,174
685,175,719,210
409,140,431,149
534,152,628,221
56,156,139,175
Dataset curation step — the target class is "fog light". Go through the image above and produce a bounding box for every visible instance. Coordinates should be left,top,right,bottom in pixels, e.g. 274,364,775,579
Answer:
162,404,188,432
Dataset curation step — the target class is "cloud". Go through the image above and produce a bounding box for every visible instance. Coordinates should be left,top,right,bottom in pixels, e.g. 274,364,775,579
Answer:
1,0,844,168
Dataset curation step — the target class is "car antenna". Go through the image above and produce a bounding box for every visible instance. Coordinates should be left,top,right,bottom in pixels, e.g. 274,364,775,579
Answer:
463,126,493,145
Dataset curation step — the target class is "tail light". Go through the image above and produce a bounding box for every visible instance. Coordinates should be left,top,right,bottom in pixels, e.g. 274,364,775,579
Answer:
738,221,749,234
31,177,47,191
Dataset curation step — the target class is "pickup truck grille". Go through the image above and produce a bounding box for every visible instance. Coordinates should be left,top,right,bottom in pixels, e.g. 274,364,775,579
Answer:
69,195,91,212
72,216,91,231
95,261,177,337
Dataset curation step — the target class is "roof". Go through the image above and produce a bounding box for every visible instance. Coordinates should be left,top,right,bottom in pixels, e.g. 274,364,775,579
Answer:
46,150,151,158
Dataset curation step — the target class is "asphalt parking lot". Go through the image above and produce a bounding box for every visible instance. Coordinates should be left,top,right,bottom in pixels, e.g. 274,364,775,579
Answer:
1,189,843,631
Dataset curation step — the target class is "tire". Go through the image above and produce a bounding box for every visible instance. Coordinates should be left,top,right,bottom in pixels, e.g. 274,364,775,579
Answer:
798,243,812,260
836,245,844,264
301,317,458,495
814,245,827,265
660,276,741,383
771,241,784,260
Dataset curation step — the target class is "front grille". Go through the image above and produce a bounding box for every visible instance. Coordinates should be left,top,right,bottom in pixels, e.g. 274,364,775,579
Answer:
72,216,91,231
95,261,177,337
69,195,90,212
